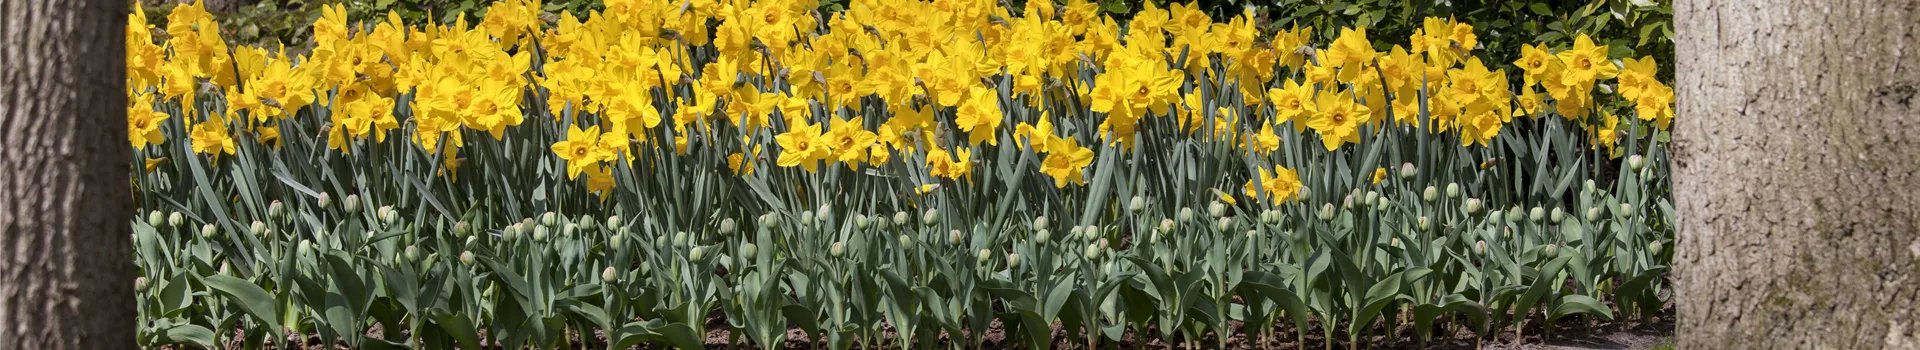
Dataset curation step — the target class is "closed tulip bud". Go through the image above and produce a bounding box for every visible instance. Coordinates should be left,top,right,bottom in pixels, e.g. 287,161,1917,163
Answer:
1084,243,1103,259
689,246,707,262
1475,240,1487,255
1007,253,1022,268
1446,183,1462,199
1342,195,1355,210
1417,216,1431,231
1208,201,1227,217
893,211,911,226
1584,180,1597,195
404,245,420,262
1031,216,1048,231
1260,210,1278,225
1318,203,1336,220
1068,225,1085,240
1159,219,1176,233
741,243,758,258
455,221,472,237
1298,187,1314,201
948,230,964,245
818,204,833,222
464,236,478,248
533,225,550,242
830,242,846,257
874,217,891,230
1033,228,1051,242
799,211,814,227
563,223,579,237
1530,207,1546,223
575,215,594,230
501,224,520,241
854,214,870,229
619,226,632,237
1551,207,1566,224
1375,197,1390,211
1463,198,1483,215
922,209,940,226
1489,209,1503,221
269,200,286,219
317,192,331,209
1216,217,1234,232
1391,237,1402,248
1620,204,1635,218
459,251,475,266
977,249,992,264
1424,186,1439,203
606,215,622,229
1641,168,1653,179
673,231,689,248
1129,196,1147,212
1399,163,1417,180
608,234,624,251
134,277,151,292
1544,244,1559,257
167,212,184,228
1178,208,1195,222
602,266,619,284
1246,230,1259,240
343,195,361,214
898,234,913,248
298,240,314,257
381,206,399,226
1506,206,1524,223
251,221,268,236
1149,230,1162,244
199,224,218,239
1366,191,1380,206
146,211,165,227
1586,208,1605,222
1097,238,1109,250
1628,155,1646,171
1649,240,1664,255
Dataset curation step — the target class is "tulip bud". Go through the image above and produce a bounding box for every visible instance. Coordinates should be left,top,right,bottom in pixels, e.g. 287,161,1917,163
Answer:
741,243,758,258
1416,216,1430,231
893,211,911,226
1584,180,1597,195
200,224,218,239
1031,216,1048,231
1298,187,1313,201
606,215,622,229
1649,240,1664,255
459,251,476,266
1530,207,1546,223
817,204,833,223
573,214,593,231
977,249,993,265
298,240,314,257
563,223,579,237
1208,201,1227,218
1506,206,1524,223
830,242,846,257
146,210,165,227
1158,219,1176,233
405,245,420,262
268,200,286,220
673,231,689,248
1129,196,1147,212
854,214,871,229
1374,197,1390,211
1343,195,1355,210
455,221,472,237
799,211,815,228
1216,217,1234,232
922,208,940,226
1028,227,1049,242
1068,225,1085,240
1390,237,1402,248
897,234,914,248
1446,183,1462,199
1261,210,1280,225
382,206,400,226
1399,163,1417,180
689,246,707,262
1007,253,1022,268
1178,208,1195,222
1475,240,1486,255
1619,204,1635,218
1628,155,1645,171
464,236,478,249
1543,243,1559,258
343,195,361,214
1424,186,1439,203
602,266,619,284
134,277,151,292
251,221,268,236
1084,243,1103,259
1463,198,1483,215
1317,203,1336,220
1586,207,1605,222
167,212,184,228
948,230,964,245
533,225,550,242
608,234,624,251
317,192,332,209
1365,191,1380,207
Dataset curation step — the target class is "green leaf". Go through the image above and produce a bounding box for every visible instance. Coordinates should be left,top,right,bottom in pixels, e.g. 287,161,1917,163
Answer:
201,274,283,335
1550,294,1615,320
155,323,218,348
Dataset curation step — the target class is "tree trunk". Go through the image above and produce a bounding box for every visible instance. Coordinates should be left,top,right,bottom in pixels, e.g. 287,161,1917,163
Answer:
1674,1,1920,348
0,0,134,349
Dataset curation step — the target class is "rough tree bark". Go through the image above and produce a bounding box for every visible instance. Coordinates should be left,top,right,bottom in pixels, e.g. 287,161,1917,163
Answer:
1674,0,1920,349
0,0,134,349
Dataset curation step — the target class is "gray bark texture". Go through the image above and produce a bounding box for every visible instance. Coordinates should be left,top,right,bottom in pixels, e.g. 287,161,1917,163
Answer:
1674,0,1920,349
0,0,134,349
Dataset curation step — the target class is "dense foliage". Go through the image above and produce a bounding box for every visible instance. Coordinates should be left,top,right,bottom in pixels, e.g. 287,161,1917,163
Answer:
128,0,1674,348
